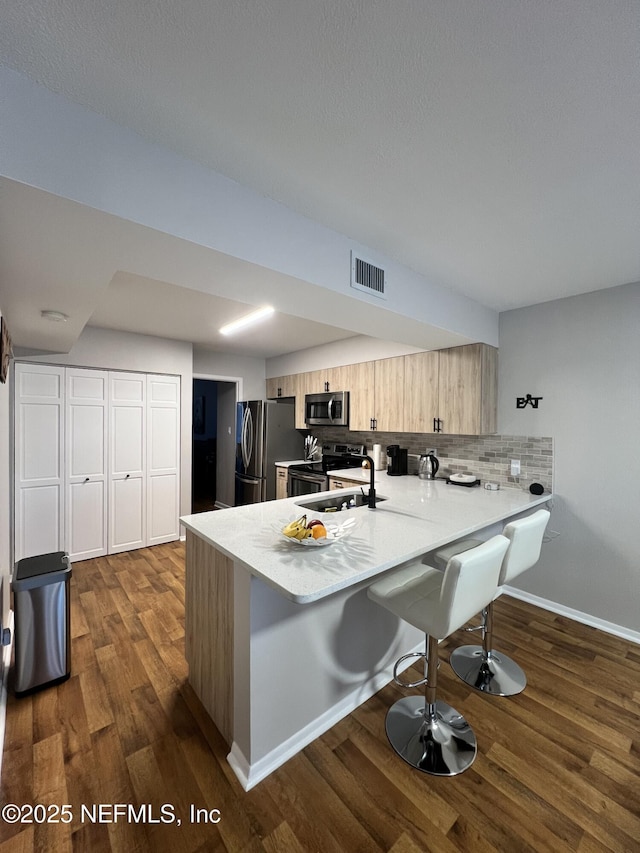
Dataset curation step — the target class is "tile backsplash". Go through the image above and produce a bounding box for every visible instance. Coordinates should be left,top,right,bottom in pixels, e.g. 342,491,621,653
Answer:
313,428,553,492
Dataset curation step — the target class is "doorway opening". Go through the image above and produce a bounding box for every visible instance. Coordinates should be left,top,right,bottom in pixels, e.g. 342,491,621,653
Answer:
191,378,238,512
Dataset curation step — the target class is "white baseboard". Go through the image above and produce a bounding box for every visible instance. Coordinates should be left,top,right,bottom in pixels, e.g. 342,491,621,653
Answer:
503,586,640,646
0,611,14,783
227,641,423,791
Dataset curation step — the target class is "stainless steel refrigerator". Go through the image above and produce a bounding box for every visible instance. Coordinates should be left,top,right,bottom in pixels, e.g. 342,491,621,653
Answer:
235,400,301,505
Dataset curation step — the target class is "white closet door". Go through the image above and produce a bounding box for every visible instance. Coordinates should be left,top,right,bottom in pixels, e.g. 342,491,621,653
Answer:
109,372,146,553
147,374,180,545
66,368,108,561
14,363,65,561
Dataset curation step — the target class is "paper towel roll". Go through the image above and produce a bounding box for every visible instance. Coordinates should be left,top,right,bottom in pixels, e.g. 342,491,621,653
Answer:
373,444,385,470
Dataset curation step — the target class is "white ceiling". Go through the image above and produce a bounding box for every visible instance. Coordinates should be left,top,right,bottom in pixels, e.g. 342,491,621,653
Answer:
1,0,639,355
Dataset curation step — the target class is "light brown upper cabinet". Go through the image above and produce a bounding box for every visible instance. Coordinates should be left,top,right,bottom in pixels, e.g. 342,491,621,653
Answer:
268,366,352,429
403,350,440,433
348,357,405,432
344,361,374,431
305,365,350,395
434,343,497,435
267,343,497,435
266,374,307,427
265,375,296,400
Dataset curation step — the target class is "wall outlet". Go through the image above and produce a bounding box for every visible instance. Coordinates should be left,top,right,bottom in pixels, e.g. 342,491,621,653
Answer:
510,459,521,476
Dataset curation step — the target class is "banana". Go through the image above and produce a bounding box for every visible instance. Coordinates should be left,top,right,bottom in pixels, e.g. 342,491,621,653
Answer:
283,515,308,538
295,526,313,540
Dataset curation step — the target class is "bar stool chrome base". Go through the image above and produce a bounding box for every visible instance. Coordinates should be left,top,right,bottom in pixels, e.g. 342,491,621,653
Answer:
450,645,527,696
385,696,477,776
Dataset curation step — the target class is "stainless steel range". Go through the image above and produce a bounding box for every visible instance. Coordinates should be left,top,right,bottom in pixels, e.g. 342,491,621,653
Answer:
286,443,367,499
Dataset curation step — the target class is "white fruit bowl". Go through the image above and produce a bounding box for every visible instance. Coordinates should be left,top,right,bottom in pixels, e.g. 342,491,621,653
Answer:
279,516,358,547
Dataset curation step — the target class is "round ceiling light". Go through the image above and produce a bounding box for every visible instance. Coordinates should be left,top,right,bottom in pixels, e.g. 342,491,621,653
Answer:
41,310,69,322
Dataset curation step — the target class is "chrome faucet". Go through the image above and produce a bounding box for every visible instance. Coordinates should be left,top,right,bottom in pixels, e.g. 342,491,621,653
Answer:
342,453,377,509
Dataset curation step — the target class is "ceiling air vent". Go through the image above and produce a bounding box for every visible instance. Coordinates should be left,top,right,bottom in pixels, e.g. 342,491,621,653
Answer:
350,251,386,299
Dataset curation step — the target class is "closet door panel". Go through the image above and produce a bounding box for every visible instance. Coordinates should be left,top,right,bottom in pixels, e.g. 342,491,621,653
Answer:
69,406,105,476
68,480,105,558
111,477,145,552
19,486,61,560
109,372,146,553
14,364,64,561
66,368,108,561
112,407,144,476
148,474,179,542
21,404,61,481
149,407,178,472
147,374,180,546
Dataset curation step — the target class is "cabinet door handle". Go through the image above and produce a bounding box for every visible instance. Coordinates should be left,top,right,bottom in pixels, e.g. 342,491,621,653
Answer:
84,477,90,483
125,473,130,479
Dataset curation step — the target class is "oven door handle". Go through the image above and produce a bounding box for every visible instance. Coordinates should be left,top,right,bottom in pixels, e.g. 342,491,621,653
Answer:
289,470,327,484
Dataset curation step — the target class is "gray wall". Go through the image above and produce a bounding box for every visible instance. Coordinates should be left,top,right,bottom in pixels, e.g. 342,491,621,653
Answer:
498,282,640,634
0,312,10,629
193,347,266,401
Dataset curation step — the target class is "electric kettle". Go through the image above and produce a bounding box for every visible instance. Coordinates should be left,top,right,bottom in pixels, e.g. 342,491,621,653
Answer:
418,452,439,480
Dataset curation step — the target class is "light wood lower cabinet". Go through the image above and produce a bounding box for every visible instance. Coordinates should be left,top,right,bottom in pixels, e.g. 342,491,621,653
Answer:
185,531,234,745
329,475,365,490
275,466,288,500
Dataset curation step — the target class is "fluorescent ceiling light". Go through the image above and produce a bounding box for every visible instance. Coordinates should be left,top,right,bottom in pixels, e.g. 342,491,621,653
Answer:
219,306,274,336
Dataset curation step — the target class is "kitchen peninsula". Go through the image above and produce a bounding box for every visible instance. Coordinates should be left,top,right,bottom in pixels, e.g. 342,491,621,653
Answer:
181,478,551,790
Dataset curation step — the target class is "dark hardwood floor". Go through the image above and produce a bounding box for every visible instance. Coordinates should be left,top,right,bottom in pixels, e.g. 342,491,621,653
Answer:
1,541,639,852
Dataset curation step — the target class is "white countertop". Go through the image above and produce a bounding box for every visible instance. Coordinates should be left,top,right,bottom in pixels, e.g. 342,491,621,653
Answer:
328,466,380,482
274,458,320,467
181,477,552,604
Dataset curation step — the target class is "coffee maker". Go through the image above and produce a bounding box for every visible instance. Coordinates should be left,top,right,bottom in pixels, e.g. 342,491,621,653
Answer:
386,444,408,476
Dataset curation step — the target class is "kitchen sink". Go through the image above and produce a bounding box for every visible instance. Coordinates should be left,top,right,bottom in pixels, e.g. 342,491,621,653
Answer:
295,491,387,512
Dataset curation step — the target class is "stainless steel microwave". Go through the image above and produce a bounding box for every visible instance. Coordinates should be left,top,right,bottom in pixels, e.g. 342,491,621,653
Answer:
304,391,349,426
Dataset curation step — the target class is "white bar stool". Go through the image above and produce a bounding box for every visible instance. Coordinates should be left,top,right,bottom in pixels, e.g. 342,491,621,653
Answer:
434,509,550,696
367,535,510,776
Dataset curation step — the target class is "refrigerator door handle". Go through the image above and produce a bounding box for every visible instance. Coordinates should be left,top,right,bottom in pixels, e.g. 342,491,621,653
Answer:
245,406,254,468
241,406,250,470
235,472,262,485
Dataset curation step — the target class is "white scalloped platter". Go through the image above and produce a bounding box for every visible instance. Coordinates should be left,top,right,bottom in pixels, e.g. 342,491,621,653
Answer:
280,516,358,547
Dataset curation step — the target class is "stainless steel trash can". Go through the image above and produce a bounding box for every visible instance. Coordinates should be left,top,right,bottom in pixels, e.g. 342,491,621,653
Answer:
12,551,72,696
